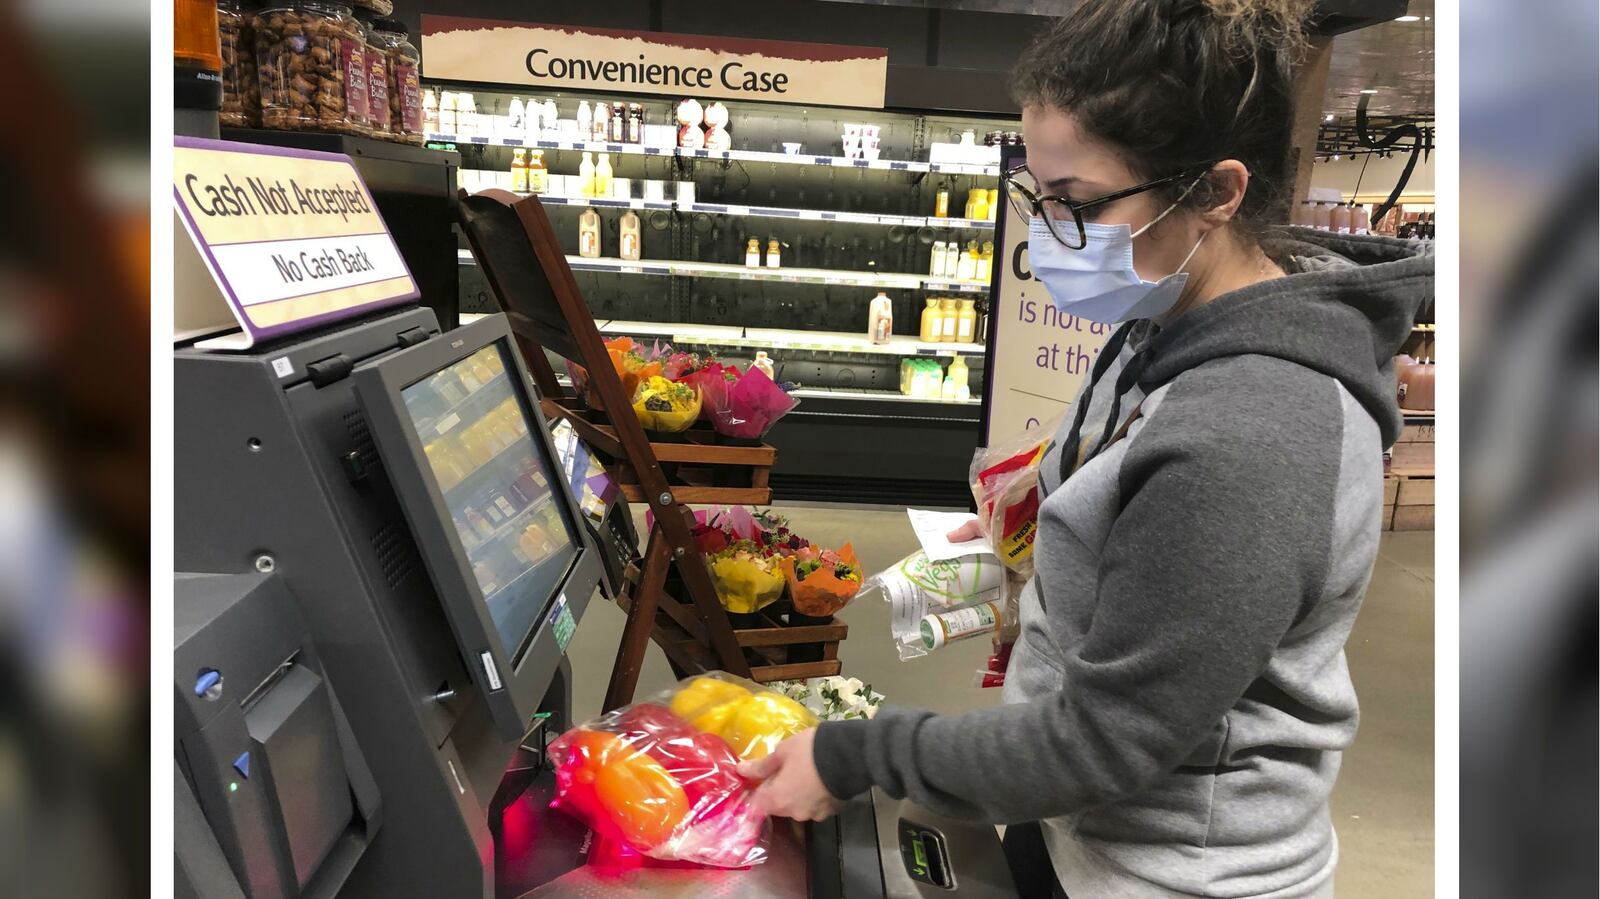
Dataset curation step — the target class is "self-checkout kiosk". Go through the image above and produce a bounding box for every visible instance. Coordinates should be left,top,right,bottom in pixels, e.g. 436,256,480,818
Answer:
172,137,1015,897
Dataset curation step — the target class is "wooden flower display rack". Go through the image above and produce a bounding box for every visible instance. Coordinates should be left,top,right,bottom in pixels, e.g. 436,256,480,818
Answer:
458,190,846,711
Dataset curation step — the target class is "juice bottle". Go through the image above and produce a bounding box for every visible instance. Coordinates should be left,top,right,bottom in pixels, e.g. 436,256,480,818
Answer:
948,355,970,401
489,406,520,448
469,352,496,386
510,148,529,193
941,362,958,400
752,351,776,380
619,209,642,261
956,300,977,343
578,152,596,197
986,188,1000,221
527,150,549,194
920,297,942,342
459,426,494,466
939,298,959,342
454,359,483,392
970,189,989,221
595,153,614,197
868,292,894,344
929,241,948,277
977,241,995,281
578,208,602,258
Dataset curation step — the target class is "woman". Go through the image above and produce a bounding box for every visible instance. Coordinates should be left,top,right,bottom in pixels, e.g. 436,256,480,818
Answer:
739,0,1431,896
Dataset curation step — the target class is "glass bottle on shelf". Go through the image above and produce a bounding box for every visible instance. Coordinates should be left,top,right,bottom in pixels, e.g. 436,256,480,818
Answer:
591,101,608,142
920,297,943,342
956,300,977,343
578,208,602,258
942,241,962,279
578,152,596,197
595,153,614,197
745,238,762,268
619,209,642,261
929,241,948,277
939,298,960,342
934,184,950,218
987,188,1000,221
577,100,591,141
941,362,959,401
766,239,781,268
752,351,775,380
509,148,529,193
527,150,548,194
977,240,994,281
508,97,525,134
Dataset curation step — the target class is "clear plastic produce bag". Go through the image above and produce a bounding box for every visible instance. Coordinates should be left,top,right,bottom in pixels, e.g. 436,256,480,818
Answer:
968,415,1064,578
546,673,817,867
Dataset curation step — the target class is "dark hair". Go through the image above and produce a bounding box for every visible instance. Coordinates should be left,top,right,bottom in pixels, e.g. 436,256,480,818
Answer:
1011,0,1312,240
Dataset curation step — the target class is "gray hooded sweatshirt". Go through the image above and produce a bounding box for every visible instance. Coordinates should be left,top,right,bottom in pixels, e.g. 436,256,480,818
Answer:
815,229,1432,897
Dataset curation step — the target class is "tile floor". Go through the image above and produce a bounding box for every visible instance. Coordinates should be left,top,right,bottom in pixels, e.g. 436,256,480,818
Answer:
565,505,1435,897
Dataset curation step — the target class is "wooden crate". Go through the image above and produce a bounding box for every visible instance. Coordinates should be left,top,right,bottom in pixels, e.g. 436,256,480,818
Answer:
1391,474,1434,531
1389,423,1435,472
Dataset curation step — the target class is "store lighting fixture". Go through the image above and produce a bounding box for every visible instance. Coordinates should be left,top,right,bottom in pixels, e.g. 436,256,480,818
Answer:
1395,15,1421,22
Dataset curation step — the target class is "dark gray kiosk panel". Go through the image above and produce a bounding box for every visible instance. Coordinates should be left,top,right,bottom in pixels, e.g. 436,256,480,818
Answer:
176,308,602,897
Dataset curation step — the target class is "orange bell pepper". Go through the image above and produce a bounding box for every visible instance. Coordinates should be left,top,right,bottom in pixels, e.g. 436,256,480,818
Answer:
564,729,690,849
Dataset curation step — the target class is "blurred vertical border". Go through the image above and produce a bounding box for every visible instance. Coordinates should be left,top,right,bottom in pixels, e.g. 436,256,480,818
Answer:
0,1,151,895
1459,0,1598,897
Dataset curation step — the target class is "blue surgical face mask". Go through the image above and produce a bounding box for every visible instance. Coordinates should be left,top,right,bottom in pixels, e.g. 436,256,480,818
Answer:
1027,195,1206,324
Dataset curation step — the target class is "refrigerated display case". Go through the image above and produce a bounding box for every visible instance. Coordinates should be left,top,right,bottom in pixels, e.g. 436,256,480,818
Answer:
441,85,1016,503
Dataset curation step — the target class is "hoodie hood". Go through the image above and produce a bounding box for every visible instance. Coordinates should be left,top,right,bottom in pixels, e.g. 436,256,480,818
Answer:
1135,227,1432,446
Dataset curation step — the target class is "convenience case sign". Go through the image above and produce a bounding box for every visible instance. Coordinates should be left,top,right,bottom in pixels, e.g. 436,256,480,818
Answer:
421,16,888,108
173,137,417,346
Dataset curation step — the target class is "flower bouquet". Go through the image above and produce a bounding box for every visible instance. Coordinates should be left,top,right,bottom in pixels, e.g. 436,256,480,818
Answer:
567,336,663,409
706,538,786,619
751,509,811,558
631,375,703,434
771,676,884,721
683,362,799,442
781,544,863,618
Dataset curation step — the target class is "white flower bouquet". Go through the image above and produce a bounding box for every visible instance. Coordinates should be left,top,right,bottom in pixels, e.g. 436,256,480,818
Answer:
771,676,885,721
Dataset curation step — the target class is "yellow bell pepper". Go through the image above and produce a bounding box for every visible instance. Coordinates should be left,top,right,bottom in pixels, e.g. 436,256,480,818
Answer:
668,676,818,761
720,692,816,760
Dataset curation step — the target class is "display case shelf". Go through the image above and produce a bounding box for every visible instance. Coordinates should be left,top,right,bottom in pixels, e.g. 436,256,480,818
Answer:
458,249,992,295
595,320,984,359
427,133,1001,177
507,190,995,231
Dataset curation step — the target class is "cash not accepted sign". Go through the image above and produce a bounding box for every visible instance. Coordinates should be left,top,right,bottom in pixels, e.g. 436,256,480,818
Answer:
173,137,418,349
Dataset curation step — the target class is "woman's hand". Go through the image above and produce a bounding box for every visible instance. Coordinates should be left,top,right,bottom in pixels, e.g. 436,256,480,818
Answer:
737,728,841,822
946,520,985,543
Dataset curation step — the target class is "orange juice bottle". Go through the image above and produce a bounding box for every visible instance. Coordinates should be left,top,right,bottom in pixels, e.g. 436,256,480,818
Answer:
469,352,496,386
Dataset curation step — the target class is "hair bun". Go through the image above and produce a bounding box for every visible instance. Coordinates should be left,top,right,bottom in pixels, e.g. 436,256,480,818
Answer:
1202,0,1314,54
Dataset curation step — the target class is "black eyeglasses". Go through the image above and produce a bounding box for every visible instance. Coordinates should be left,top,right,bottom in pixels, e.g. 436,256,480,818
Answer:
1004,162,1217,249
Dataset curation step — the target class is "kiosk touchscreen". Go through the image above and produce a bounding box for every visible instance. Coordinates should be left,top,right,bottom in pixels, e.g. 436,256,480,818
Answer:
353,315,601,741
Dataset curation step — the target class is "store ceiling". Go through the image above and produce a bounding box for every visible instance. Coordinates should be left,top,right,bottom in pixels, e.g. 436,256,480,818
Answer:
1321,0,1434,120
